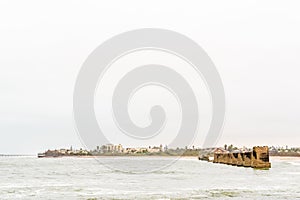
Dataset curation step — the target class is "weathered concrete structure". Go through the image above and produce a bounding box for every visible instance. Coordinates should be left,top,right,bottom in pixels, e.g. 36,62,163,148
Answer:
236,153,244,166
251,146,271,168
242,152,252,167
213,146,271,169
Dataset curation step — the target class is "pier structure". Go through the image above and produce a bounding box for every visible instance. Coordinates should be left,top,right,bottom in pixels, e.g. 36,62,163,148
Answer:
212,146,271,169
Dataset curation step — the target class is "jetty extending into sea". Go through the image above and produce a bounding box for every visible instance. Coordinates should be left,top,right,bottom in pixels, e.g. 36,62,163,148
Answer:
199,146,271,169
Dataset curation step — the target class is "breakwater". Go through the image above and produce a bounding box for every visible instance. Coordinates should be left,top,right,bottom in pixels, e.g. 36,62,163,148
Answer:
214,146,271,168
199,146,271,169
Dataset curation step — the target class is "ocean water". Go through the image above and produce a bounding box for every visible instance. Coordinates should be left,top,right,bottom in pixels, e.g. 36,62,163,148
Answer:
0,156,299,199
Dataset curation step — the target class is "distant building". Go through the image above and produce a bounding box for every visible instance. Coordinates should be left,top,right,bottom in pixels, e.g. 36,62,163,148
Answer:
96,144,169,154
101,144,123,153
148,146,161,153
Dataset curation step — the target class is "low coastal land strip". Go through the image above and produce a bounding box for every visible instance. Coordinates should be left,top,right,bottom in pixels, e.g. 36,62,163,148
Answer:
37,144,300,158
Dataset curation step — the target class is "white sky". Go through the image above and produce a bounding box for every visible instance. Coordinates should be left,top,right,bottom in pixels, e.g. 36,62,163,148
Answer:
0,0,300,154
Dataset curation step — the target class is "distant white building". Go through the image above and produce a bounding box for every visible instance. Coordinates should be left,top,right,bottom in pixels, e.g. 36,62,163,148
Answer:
101,144,123,153
148,146,161,153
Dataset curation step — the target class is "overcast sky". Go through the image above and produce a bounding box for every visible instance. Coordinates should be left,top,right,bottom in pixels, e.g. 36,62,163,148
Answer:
1,0,300,154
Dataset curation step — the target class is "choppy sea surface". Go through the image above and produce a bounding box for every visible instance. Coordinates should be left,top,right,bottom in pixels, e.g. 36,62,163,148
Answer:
0,156,299,199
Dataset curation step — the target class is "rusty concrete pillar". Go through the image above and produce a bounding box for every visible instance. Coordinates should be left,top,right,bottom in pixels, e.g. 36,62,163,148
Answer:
242,151,252,167
236,153,243,166
230,153,238,166
251,146,271,169
213,153,218,163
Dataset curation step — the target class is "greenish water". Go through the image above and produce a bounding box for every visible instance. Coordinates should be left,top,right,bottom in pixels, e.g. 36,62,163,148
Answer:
0,156,299,199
